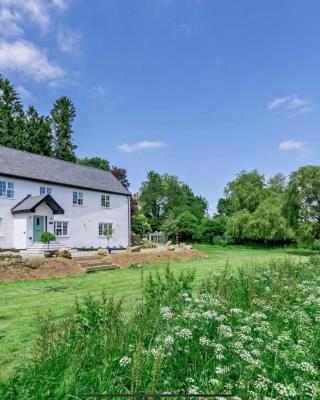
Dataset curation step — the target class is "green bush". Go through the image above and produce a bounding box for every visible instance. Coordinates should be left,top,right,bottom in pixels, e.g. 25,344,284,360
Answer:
311,239,320,251
39,231,56,249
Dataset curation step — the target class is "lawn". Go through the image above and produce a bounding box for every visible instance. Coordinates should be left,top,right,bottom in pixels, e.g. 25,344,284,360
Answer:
0,244,314,379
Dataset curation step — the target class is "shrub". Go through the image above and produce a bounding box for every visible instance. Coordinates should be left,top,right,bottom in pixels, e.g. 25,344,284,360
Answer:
39,231,56,249
131,213,151,236
311,239,320,251
193,216,226,244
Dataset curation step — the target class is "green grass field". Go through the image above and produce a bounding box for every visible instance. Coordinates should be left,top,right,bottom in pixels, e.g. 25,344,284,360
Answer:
0,244,315,379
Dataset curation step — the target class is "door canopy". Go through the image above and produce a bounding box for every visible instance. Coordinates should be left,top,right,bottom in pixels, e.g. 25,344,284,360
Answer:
11,194,64,215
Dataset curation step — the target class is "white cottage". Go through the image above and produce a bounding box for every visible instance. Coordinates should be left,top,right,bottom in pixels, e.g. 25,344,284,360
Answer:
0,146,131,252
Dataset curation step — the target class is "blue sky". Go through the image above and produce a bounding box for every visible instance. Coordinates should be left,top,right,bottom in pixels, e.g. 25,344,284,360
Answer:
0,0,319,212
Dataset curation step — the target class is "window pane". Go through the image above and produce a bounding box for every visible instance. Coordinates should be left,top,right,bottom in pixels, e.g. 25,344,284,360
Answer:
7,189,14,198
47,187,52,194
40,187,45,195
0,181,6,197
73,192,77,204
55,221,68,236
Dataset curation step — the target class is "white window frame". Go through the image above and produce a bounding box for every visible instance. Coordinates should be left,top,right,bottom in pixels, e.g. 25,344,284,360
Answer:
101,194,110,208
73,191,83,206
54,221,69,237
98,222,113,237
0,180,14,199
0,218,3,236
40,186,53,195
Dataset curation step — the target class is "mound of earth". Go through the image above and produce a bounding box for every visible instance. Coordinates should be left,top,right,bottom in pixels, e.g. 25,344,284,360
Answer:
0,257,85,282
111,248,206,267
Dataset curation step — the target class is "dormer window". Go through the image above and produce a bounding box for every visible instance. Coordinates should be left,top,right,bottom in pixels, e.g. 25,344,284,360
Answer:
0,180,14,198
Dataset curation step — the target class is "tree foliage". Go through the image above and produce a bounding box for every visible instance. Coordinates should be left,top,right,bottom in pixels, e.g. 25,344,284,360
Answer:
0,75,25,150
139,172,207,231
220,171,298,244
78,157,110,171
131,213,151,236
193,216,227,244
224,170,266,213
51,96,77,162
284,166,320,226
25,106,52,156
110,166,130,190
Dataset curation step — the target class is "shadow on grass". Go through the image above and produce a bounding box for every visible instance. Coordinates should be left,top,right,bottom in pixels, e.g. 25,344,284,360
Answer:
282,249,320,257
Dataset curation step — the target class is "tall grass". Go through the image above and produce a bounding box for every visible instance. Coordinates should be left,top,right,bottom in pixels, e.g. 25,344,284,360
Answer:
1,259,320,399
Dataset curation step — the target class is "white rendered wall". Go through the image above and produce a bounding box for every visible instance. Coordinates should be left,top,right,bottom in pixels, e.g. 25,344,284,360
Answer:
0,176,130,250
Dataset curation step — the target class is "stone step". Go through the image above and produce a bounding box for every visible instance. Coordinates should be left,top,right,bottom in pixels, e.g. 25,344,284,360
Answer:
86,264,119,272
20,242,76,255
21,247,77,255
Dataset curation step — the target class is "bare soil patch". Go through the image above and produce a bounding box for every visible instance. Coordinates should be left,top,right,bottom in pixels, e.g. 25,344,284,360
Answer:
0,257,85,282
111,248,206,267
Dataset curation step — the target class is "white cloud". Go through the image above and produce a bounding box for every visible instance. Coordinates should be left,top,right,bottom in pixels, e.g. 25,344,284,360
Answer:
0,0,72,38
268,95,314,115
17,85,35,100
0,7,22,37
89,85,105,98
0,40,65,83
268,96,291,110
278,139,312,157
118,141,166,153
52,0,71,10
57,27,81,56
0,0,51,33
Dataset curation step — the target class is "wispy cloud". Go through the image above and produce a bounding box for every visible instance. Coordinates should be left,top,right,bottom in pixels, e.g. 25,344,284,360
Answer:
52,0,71,11
278,139,312,158
88,85,105,98
118,141,166,153
0,40,65,83
268,96,291,110
268,95,314,116
57,27,81,56
0,0,51,33
0,6,23,37
17,85,36,100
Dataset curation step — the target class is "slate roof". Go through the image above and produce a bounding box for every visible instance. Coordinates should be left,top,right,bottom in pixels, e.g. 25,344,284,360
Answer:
0,146,131,196
11,194,65,215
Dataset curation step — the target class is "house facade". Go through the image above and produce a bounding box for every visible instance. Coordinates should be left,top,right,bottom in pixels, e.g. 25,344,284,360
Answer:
0,146,131,250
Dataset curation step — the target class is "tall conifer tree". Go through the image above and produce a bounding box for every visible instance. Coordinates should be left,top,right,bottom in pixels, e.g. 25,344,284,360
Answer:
0,75,26,149
51,96,77,161
25,106,52,156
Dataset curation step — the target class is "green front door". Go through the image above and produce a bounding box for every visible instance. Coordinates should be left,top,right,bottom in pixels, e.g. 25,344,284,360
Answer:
33,216,44,242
